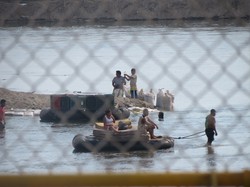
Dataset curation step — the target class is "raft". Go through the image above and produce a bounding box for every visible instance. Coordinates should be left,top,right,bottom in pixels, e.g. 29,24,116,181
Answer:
72,123,174,152
40,93,130,122
94,118,132,129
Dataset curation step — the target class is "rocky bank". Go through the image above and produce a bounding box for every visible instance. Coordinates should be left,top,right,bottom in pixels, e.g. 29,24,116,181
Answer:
0,88,155,112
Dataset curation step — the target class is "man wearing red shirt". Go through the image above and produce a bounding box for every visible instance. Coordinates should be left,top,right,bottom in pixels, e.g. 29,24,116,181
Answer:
0,99,6,129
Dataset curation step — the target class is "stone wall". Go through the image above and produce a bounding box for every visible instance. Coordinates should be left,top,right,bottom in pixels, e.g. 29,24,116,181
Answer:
0,0,249,25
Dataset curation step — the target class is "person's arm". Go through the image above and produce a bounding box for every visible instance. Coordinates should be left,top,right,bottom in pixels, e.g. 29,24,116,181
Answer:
111,117,118,132
112,79,116,88
153,122,159,129
213,118,218,136
211,117,218,135
103,116,107,127
147,117,159,129
214,128,218,136
111,115,115,123
123,77,126,85
124,74,130,81
125,74,136,80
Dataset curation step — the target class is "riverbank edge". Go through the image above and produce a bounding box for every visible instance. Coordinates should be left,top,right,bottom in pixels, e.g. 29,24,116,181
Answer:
0,0,249,26
0,88,158,116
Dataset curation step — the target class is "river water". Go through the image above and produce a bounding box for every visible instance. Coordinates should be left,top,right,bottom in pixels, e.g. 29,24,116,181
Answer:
0,20,250,174
0,106,249,174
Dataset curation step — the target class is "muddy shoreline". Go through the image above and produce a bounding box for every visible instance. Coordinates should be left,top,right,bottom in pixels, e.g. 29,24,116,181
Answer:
1,0,249,27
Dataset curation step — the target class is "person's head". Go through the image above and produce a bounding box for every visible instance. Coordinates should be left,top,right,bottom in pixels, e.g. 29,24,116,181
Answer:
105,109,112,116
116,70,121,77
210,109,216,116
131,68,136,74
0,99,6,107
142,108,149,117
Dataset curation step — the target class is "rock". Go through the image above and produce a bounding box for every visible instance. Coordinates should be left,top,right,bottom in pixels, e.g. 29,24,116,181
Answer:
115,97,155,109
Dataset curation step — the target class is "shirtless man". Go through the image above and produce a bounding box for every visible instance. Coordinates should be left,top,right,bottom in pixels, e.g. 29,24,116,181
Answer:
205,109,218,146
138,108,159,139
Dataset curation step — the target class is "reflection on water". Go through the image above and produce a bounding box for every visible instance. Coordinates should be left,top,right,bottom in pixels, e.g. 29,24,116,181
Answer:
0,105,249,174
95,151,156,172
207,146,216,170
0,129,5,139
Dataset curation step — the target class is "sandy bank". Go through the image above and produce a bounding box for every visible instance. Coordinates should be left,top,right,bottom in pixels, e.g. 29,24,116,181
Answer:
0,88,156,116
0,88,50,110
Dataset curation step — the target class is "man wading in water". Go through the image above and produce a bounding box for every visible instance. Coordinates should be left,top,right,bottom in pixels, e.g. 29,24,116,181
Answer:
205,109,218,146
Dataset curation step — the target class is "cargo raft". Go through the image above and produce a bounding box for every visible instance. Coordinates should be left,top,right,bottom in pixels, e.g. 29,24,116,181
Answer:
72,120,174,153
40,92,130,123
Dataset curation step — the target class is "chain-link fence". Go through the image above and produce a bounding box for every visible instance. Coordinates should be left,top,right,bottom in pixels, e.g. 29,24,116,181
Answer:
0,0,250,186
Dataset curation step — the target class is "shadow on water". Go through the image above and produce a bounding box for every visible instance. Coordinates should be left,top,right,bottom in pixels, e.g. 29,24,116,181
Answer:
207,146,216,170
96,150,155,159
0,129,5,139
92,150,163,171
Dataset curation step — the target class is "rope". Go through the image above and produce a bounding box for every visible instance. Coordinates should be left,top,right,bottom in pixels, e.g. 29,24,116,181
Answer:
171,130,205,139
182,133,206,139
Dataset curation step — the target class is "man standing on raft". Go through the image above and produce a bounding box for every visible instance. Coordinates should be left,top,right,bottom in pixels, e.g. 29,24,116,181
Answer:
205,109,218,146
124,68,138,98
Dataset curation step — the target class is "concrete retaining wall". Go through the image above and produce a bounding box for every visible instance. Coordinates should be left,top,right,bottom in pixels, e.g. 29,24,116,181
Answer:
0,0,249,25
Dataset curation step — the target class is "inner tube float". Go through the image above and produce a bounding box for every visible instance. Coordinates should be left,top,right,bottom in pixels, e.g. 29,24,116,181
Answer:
72,133,174,153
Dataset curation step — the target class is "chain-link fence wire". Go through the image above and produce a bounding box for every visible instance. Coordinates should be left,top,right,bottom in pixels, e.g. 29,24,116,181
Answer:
0,0,250,174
